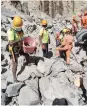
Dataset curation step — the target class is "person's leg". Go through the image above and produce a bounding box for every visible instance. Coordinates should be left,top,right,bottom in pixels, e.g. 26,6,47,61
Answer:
56,46,67,56
12,54,18,82
66,49,71,64
46,43,48,58
42,43,46,57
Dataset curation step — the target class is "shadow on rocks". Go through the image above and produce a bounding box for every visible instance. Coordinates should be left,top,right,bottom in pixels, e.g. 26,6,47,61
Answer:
17,56,44,76
81,85,87,103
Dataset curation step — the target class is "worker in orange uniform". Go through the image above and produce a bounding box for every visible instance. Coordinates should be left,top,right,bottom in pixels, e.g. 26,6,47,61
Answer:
78,12,83,30
81,10,87,29
56,28,74,64
72,16,79,35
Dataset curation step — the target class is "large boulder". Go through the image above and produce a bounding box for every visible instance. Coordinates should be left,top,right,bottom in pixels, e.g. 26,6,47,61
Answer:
69,59,83,73
50,58,67,77
6,82,24,97
18,86,40,105
25,77,39,94
17,65,40,81
37,58,55,76
39,73,83,105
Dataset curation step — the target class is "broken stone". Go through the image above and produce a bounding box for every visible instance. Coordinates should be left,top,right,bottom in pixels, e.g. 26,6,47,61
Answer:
70,60,83,72
39,74,81,105
17,65,39,81
6,82,24,97
1,91,6,105
51,58,67,77
1,67,7,74
1,80,7,90
37,59,55,76
18,86,40,105
6,72,14,85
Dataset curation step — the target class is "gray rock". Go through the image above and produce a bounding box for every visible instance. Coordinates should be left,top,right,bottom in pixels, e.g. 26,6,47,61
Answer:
6,82,24,97
1,70,10,80
69,59,83,73
25,77,38,93
83,74,87,90
18,86,40,105
37,59,55,76
1,54,4,61
6,70,15,85
1,79,7,90
1,31,8,41
1,59,8,66
17,65,39,81
1,41,8,52
65,70,75,83
1,67,7,74
51,58,67,77
8,96,19,106
1,91,6,105
39,74,82,105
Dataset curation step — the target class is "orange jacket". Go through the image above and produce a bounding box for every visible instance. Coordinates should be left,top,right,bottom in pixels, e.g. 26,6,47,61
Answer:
62,34,73,50
81,15,87,29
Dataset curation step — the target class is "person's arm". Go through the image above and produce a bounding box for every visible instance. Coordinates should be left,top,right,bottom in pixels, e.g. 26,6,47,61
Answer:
8,38,24,46
39,29,44,45
61,36,66,46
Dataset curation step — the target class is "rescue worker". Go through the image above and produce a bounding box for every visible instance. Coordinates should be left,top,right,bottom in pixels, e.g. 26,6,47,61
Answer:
72,16,79,35
81,10,87,29
56,28,74,64
7,16,29,82
39,20,50,58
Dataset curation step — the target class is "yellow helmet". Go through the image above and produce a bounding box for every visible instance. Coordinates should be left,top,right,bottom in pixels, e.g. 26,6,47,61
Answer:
13,16,23,28
63,28,71,33
63,28,67,33
41,20,47,25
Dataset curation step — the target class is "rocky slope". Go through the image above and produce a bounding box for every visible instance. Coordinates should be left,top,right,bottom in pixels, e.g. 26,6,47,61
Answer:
4,0,87,19
1,1,87,106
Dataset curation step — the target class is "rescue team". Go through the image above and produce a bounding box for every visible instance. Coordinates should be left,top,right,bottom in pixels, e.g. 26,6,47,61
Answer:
7,11,87,82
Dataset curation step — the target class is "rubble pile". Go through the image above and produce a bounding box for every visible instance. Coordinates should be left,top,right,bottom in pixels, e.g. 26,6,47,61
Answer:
1,1,87,106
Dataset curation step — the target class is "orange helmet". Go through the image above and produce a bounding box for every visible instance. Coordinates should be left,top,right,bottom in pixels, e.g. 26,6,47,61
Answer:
84,10,87,16
41,20,47,25
13,16,23,28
